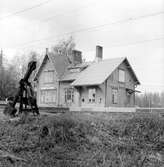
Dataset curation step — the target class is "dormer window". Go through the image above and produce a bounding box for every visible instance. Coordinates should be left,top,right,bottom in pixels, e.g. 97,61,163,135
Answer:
119,69,125,82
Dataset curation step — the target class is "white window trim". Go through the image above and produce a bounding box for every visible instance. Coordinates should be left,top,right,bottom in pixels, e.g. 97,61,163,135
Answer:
64,88,74,104
40,87,56,90
118,69,125,83
112,88,118,104
40,89,57,104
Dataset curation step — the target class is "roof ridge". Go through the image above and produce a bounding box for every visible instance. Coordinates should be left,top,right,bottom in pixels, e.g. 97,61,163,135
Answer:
98,56,126,62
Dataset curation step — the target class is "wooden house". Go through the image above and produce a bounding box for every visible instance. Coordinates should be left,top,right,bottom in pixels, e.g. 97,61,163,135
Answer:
34,46,140,111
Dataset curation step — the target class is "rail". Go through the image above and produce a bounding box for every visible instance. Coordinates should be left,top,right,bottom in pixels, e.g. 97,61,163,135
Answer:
136,107,164,112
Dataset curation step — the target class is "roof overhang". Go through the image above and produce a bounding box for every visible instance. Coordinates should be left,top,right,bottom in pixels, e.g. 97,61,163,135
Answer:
126,88,141,93
124,58,140,85
72,83,101,87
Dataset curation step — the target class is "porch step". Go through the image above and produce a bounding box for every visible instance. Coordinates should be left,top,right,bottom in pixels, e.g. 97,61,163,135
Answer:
70,106,136,112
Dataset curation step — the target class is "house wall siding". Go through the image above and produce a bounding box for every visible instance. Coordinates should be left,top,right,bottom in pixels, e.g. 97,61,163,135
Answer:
79,84,105,107
59,81,79,107
105,61,136,107
37,58,58,107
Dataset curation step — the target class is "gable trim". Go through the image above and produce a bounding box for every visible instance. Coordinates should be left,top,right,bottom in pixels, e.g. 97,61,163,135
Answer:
104,57,140,85
34,54,59,81
123,58,140,85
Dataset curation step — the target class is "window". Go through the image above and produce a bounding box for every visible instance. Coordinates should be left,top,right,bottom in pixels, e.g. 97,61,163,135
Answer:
65,88,74,103
69,68,80,73
88,88,96,103
119,69,125,82
40,89,56,104
112,88,118,104
43,71,54,83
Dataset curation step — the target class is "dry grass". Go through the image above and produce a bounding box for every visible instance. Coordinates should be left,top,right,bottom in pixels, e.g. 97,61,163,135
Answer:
0,111,163,167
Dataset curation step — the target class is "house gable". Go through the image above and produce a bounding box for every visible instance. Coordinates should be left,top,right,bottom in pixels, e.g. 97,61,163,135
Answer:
35,53,70,81
38,56,58,85
107,58,140,86
36,55,59,107
35,54,59,81
105,60,138,107
71,57,140,86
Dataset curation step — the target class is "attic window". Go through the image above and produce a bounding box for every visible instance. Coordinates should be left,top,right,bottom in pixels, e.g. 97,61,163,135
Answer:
119,69,125,82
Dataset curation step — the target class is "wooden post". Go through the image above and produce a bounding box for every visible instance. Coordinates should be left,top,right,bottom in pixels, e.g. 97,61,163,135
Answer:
57,81,60,106
104,80,107,107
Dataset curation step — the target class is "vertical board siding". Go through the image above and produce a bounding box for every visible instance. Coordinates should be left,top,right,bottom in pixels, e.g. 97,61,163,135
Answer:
37,57,58,107
106,61,136,107
36,57,137,109
79,84,105,107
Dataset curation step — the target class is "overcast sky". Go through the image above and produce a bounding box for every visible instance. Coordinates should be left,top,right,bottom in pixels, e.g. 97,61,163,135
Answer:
0,0,164,93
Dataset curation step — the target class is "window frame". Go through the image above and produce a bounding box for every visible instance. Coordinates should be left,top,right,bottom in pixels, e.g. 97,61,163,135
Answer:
40,89,57,104
112,88,118,104
88,88,96,103
43,70,54,84
64,88,74,104
118,69,125,83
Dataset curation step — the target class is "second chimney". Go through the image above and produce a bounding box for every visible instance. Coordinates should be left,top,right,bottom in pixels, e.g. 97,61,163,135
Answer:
71,50,82,66
46,48,49,55
95,45,103,62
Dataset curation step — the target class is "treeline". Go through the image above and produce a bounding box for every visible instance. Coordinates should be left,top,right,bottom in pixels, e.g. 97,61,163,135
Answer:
135,92,164,107
0,37,75,100
0,52,40,100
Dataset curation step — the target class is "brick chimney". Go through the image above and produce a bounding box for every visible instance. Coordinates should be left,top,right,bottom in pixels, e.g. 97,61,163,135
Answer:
95,45,103,62
71,50,82,65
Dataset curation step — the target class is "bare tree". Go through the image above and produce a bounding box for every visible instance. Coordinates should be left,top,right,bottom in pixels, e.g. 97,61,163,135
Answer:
0,66,18,99
11,51,40,80
51,36,75,56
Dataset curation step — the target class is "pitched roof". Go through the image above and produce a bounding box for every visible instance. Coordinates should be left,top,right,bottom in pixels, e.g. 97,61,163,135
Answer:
49,52,70,77
71,57,140,86
67,61,92,69
60,62,92,81
34,52,69,80
35,53,140,86
60,72,80,81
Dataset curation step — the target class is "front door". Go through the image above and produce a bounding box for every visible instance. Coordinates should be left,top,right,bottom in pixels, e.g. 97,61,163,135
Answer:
64,88,74,106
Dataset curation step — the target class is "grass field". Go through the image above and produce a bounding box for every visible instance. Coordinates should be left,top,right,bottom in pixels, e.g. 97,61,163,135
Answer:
0,111,163,167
